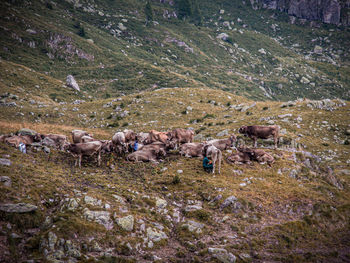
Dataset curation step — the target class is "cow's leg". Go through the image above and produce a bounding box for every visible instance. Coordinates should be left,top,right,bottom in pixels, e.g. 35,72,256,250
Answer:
212,155,216,174
274,135,278,149
78,155,82,168
218,151,222,174
97,151,101,166
253,137,257,148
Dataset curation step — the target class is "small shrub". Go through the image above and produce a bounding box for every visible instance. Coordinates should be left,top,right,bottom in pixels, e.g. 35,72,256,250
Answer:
172,175,180,184
181,110,187,115
226,102,231,106
344,139,349,145
203,114,215,119
108,122,119,128
263,106,269,110
122,122,129,127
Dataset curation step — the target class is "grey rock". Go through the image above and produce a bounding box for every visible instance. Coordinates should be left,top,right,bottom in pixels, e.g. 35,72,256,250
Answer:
83,208,113,230
146,227,168,242
208,247,236,263
84,195,101,206
116,215,134,231
185,204,202,212
155,198,167,209
66,198,79,212
48,232,57,250
17,128,37,136
217,129,229,137
0,176,11,187
0,158,11,166
0,203,38,213
182,220,204,234
112,194,126,204
43,146,50,154
220,196,237,210
66,75,80,92
217,33,229,41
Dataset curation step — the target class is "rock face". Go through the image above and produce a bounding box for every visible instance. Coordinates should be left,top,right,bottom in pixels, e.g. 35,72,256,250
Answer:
116,215,134,231
66,75,80,92
251,0,350,26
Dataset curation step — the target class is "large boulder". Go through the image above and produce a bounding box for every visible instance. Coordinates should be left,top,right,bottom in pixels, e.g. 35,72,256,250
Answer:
83,208,113,230
17,128,37,136
208,247,236,263
0,203,38,213
66,75,80,92
116,215,134,231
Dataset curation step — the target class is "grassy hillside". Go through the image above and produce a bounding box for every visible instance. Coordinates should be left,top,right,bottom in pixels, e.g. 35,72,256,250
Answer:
0,0,349,102
1,88,350,262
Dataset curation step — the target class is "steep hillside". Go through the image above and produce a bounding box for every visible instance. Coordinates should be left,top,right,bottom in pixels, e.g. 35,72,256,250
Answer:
1,88,350,262
0,0,349,102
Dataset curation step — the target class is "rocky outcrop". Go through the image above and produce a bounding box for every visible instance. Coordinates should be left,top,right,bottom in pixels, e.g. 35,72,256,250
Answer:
251,0,350,26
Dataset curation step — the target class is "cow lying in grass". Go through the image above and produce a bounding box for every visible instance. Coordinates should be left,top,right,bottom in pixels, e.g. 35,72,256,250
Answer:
126,147,166,163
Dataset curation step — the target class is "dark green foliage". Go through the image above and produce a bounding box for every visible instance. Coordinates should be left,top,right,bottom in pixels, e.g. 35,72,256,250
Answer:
144,1,153,25
172,175,181,184
78,26,86,37
191,0,202,25
176,0,192,20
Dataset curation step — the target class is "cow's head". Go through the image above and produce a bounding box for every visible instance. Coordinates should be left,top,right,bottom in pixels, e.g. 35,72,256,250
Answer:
238,126,247,134
32,134,42,142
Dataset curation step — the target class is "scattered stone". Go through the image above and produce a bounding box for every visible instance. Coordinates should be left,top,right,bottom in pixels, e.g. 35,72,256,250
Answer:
217,33,229,41
217,129,229,137
0,158,11,166
112,194,126,204
220,196,237,210
84,195,101,206
208,247,236,263
182,220,204,234
281,101,296,108
66,198,79,212
258,48,266,55
66,75,80,92
278,113,292,118
116,215,134,231
0,176,11,187
314,45,323,54
177,170,183,174
17,128,37,136
0,203,38,213
83,208,113,230
155,198,167,209
300,76,310,84
146,227,167,242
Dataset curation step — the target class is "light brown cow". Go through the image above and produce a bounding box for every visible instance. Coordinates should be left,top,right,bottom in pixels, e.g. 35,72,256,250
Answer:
136,132,149,144
206,134,237,151
41,134,68,150
148,130,170,144
139,141,175,153
124,129,137,142
112,132,127,154
126,148,166,163
179,143,206,158
204,144,222,174
238,125,280,149
66,141,102,168
168,128,194,149
100,140,114,153
71,130,92,144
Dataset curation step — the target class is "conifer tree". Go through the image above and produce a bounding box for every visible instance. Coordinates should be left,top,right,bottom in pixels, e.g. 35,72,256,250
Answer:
176,0,192,20
191,0,202,26
144,1,153,26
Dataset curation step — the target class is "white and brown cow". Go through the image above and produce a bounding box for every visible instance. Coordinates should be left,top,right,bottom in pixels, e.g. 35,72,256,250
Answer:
5,134,41,148
179,143,206,158
112,132,128,154
147,130,170,144
71,130,92,144
203,144,222,174
168,128,194,149
126,147,166,163
66,141,102,168
206,134,237,151
238,125,279,149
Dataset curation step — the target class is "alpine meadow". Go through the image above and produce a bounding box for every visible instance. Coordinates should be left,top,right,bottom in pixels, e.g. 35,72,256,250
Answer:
0,0,350,262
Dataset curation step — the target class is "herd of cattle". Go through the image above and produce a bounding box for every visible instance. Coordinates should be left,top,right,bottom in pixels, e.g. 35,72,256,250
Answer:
0,125,280,173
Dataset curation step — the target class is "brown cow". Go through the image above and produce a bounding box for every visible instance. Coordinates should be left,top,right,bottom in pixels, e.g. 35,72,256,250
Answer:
179,143,206,158
136,132,149,144
71,130,92,144
112,132,128,154
124,129,137,142
203,144,222,174
226,151,252,164
66,141,102,168
0,135,11,143
126,148,166,163
139,141,175,153
148,130,170,144
5,135,41,148
206,134,237,151
238,125,279,149
41,134,68,150
240,147,275,166
168,128,194,149
100,140,114,153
